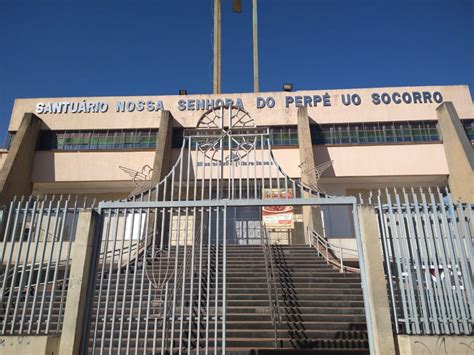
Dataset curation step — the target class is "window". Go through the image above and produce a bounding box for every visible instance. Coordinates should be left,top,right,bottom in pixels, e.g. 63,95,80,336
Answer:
271,126,298,146
462,119,474,141
311,121,440,145
38,129,158,151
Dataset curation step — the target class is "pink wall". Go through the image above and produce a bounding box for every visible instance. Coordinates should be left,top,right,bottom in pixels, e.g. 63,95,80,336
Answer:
314,143,449,177
31,144,448,185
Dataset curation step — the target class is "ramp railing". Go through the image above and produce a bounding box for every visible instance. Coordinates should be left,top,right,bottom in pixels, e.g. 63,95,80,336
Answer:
307,227,360,273
260,227,282,348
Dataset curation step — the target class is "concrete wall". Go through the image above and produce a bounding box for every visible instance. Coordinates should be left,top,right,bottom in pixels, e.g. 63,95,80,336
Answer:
8,85,474,131
29,144,449,186
0,150,8,171
314,144,449,177
0,113,41,205
0,335,60,355
32,150,155,182
397,335,474,355
437,102,474,202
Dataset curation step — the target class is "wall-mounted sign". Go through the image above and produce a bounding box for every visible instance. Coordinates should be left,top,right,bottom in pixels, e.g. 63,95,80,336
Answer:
34,90,444,115
262,189,294,229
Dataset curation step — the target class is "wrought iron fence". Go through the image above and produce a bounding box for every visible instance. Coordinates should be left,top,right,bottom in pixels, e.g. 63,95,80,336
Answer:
0,195,82,335
88,205,226,353
375,188,473,335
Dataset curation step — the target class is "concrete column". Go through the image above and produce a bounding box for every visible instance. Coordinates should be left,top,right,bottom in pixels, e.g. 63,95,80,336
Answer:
436,102,474,203
59,211,98,355
152,110,174,185
0,113,41,206
297,107,323,243
358,204,396,355
150,110,174,248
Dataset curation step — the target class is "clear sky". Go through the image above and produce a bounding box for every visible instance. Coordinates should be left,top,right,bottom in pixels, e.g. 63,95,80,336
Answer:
0,0,472,140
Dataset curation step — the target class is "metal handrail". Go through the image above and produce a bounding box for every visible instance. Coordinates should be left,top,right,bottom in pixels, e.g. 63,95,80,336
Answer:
260,228,282,349
307,227,360,273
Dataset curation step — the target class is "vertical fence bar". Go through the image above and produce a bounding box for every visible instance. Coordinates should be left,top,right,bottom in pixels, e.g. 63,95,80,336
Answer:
427,188,460,334
401,189,430,333
205,206,212,355
385,190,411,333
118,206,136,352
441,189,472,334
222,206,226,354
110,208,128,351
214,207,220,354
187,208,197,354
376,191,399,333
178,207,190,354
10,198,38,333
37,196,63,333
2,196,28,334
28,197,53,333
394,189,421,333
435,189,465,333
126,206,144,354
97,208,114,353
410,189,440,334
416,189,448,334
45,197,70,333
136,198,152,354
20,198,46,334
419,189,450,333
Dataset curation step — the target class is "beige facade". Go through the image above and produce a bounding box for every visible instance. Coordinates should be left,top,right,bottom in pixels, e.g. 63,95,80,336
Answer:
2,85,473,198
8,85,474,131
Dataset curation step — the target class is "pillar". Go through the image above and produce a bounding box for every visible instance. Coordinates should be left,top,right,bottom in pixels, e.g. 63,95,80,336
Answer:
436,102,474,203
297,107,323,243
152,110,174,185
0,113,41,206
358,204,396,355
58,211,98,355
150,110,174,248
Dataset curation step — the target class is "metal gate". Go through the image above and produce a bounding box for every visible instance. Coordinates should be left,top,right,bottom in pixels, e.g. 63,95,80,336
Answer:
375,188,473,335
84,106,370,354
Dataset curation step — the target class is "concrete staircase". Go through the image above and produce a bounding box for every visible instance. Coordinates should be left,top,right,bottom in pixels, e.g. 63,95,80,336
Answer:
87,244,368,353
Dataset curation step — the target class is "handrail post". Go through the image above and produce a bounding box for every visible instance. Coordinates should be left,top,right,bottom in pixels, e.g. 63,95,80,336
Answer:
325,242,329,265
340,247,343,273
260,227,281,349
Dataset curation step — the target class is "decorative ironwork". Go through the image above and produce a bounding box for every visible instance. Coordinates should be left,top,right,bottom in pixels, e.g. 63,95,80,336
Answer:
144,248,171,320
196,105,257,163
298,160,333,194
87,121,372,353
119,165,154,198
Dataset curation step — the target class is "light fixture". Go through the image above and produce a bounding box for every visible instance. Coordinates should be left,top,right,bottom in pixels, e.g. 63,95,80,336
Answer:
179,89,188,96
232,0,242,13
283,83,293,92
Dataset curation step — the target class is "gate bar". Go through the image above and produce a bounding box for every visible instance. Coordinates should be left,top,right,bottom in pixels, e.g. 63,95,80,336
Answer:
99,197,356,210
